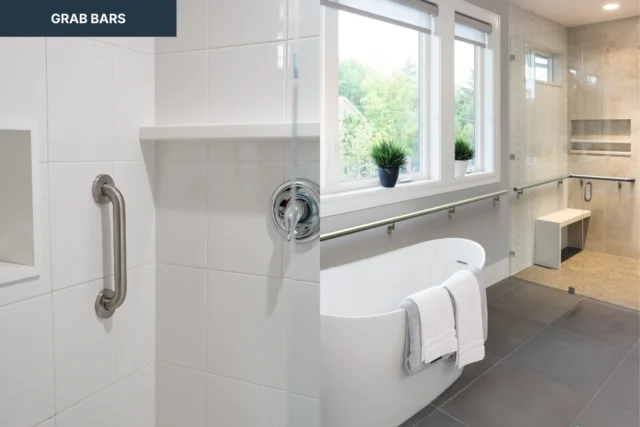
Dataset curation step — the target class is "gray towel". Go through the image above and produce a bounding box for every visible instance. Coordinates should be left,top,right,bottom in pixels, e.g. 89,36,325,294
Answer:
400,268,488,376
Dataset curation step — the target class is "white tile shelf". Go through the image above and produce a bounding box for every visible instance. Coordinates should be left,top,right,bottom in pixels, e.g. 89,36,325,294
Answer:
139,122,320,142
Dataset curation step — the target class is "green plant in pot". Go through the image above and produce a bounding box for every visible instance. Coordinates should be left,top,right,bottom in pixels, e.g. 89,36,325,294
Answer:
454,137,475,178
370,138,408,188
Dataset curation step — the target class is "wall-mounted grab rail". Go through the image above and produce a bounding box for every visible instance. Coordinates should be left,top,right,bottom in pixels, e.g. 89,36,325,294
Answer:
320,190,508,242
92,174,127,319
514,174,635,194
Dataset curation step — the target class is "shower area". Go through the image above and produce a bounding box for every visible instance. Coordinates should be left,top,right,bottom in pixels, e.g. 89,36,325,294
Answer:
509,6,639,309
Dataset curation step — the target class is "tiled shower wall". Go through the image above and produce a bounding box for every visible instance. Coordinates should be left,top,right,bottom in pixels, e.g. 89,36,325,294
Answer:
0,38,155,427
567,17,640,259
509,5,569,274
154,1,321,426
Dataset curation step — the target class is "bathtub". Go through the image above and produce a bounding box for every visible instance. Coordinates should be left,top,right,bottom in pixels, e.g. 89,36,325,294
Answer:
321,238,487,427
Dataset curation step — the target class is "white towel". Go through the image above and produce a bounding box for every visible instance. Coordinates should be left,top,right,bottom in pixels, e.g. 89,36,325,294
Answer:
443,270,485,368
405,286,458,364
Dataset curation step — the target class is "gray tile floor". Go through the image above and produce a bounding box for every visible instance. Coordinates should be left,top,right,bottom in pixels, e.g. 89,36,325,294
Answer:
400,278,640,427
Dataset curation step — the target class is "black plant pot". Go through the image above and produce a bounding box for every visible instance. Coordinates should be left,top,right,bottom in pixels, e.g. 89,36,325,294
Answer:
377,167,400,188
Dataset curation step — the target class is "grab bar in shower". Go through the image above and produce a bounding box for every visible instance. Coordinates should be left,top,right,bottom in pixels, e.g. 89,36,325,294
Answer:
514,174,635,194
320,190,508,242
92,174,128,319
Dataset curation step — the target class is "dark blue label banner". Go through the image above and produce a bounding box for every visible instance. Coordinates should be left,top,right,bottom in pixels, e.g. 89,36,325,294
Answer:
0,0,176,36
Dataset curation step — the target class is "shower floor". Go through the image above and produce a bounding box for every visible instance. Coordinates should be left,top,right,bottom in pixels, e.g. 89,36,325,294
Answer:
399,279,640,427
514,250,640,310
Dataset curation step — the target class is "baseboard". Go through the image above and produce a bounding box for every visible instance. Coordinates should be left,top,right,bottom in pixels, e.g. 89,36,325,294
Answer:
484,258,510,287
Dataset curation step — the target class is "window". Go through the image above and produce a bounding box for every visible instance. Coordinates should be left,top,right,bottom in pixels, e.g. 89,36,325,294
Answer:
534,54,551,82
338,11,422,184
321,0,501,214
525,49,562,85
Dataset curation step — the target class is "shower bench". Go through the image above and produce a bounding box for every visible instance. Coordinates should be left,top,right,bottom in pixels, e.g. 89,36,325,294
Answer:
534,208,591,269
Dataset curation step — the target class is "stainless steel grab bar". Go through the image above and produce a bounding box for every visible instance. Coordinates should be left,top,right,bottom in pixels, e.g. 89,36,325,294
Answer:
320,190,508,242
514,174,635,194
92,174,127,319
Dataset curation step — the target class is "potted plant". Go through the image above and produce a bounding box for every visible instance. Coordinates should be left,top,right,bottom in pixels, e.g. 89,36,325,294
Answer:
454,137,475,178
370,138,408,188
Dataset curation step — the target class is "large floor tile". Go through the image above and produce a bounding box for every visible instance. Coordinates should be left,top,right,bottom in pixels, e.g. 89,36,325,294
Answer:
631,341,639,355
598,353,640,416
432,353,501,407
572,397,639,427
442,361,587,427
486,307,544,357
486,278,520,300
399,405,437,427
418,410,467,427
489,281,580,323
508,326,627,398
553,299,640,350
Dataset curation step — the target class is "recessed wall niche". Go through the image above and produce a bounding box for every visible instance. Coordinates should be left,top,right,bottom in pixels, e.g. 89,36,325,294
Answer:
0,119,40,285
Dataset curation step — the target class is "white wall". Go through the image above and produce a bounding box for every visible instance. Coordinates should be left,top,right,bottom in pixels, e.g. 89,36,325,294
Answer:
154,1,321,426
0,37,156,427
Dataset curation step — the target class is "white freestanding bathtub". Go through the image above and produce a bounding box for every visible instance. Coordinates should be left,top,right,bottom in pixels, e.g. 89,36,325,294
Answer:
321,238,487,427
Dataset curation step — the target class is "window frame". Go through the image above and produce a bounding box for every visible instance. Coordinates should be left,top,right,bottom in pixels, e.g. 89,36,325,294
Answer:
321,0,502,216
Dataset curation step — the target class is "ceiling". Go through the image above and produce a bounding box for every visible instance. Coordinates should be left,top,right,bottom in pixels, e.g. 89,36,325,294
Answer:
508,0,640,27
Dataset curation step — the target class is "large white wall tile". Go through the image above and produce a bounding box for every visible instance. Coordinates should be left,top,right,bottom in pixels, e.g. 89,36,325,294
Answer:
209,0,286,48
49,162,113,290
118,364,155,427
113,48,154,161
53,278,118,411
156,142,208,268
206,376,280,427
0,163,52,307
91,37,155,55
156,0,208,54
0,295,55,427
207,161,283,276
282,280,320,398
35,418,56,427
56,384,117,427
156,363,207,427
208,271,282,388
281,393,320,427
47,38,113,162
286,38,320,123
209,43,286,124
208,140,285,162
116,266,155,378
156,264,207,370
289,0,321,39
0,38,48,162
114,161,155,269
156,51,209,125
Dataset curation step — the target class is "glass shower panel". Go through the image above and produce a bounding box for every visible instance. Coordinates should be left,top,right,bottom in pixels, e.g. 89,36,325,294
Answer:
570,18,640,310
509,7,584,295
280,1,322,426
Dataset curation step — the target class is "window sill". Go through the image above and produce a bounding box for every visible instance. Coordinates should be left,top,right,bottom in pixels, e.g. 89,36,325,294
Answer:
321,171,499,216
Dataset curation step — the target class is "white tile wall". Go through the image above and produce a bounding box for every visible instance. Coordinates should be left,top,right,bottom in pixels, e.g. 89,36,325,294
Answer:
156,264,207,370
156,362,207,427
209,43,287,124
0,36,155,427
209,0,286,48
0,295,55,427
207,271,283,388
154,2,321,426
206,375,281,427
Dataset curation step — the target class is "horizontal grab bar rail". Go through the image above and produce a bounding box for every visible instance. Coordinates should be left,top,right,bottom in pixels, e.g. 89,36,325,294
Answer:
514,174,635,194
92,174,128,319
320,190,508,242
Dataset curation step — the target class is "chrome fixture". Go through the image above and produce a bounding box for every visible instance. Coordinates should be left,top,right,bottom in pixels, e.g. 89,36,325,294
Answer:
270,179,320,243
320,190,507,242
92,174,127,319
514,174,635,195
584,181,593,202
